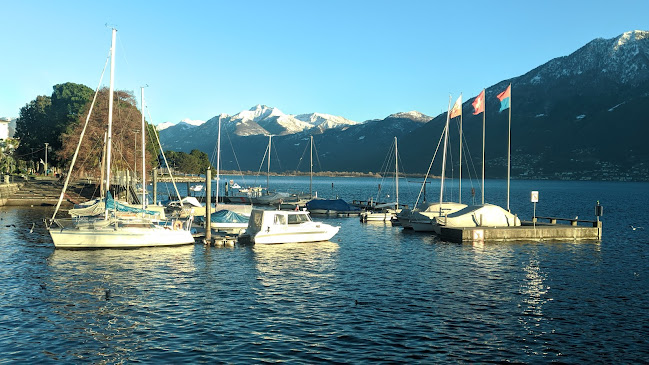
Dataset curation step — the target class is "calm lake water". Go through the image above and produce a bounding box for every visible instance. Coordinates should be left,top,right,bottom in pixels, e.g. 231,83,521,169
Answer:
1,177,648,363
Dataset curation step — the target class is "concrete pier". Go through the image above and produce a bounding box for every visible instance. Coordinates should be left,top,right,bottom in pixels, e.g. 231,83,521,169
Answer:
1,178,95,207
439,219,602,243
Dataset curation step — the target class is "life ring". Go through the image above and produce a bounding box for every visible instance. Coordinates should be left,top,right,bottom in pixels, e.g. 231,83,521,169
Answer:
173,220,183,230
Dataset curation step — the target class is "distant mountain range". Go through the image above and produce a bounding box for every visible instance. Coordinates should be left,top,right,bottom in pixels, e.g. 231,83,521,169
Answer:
160,30,649,181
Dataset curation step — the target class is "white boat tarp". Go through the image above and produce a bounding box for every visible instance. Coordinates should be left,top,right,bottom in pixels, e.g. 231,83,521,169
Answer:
440,204,521,228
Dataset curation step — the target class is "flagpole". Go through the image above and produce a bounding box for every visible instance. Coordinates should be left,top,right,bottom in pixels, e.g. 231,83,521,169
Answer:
440,95,451,209
481,89,485,205
506,83,512,212
459,93,462,205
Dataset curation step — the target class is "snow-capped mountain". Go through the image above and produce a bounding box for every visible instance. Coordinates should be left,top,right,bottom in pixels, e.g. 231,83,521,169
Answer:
159,31,649,180
161,104,357,141
518,30,649,88
156,118,205,131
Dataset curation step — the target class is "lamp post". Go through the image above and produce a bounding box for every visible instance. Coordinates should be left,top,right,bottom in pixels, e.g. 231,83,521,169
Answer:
133,129,139,182
44,142,49,176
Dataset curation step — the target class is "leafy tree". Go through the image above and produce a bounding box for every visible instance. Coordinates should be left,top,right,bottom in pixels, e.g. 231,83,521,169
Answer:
14,83,93,166
14,95,52,164
50,82,94,163
164,149,214,175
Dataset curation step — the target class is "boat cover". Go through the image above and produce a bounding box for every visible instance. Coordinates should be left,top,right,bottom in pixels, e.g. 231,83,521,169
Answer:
306,199,360,212
69,192,158,217
196,209,249,224
440,204,521,227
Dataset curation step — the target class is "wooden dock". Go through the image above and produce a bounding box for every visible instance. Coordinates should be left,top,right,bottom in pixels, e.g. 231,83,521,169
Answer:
439,217,602,243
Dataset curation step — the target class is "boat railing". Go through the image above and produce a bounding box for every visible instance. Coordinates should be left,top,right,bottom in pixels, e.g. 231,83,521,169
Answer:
533,216,601,227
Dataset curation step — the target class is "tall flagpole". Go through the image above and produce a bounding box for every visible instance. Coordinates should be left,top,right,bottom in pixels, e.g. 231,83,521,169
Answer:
458,94,462,205
506,83,512,212
440,95,451,209
481,89,486,205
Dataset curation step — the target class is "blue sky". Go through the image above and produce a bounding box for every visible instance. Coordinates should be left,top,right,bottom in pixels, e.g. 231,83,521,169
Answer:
1,0,647,125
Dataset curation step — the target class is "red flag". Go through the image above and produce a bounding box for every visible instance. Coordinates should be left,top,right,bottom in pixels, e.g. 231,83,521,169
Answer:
449,95,462,118
472,89,485,115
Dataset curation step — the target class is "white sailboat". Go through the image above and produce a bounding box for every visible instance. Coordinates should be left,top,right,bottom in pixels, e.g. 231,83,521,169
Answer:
46,29,194,248
251,135,291,205
409,96,467,231
430,88,521,234
360,137,402,222
205,116,251,234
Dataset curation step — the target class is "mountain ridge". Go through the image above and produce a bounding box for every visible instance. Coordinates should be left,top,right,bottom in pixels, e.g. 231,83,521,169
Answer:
160,30,649,181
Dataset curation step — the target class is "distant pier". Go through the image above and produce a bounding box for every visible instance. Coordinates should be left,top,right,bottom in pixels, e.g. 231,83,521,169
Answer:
439,217,602,243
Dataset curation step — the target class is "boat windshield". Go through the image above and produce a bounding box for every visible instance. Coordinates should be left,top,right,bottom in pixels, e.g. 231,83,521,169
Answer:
288,213,311,224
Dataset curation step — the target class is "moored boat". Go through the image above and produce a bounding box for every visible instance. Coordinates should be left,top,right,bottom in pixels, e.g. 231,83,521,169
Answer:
239,209,340,244
432,203,521,234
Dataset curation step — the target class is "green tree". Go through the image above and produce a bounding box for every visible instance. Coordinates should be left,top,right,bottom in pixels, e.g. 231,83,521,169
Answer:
49,82,93,163
14,95,52,164
163,149,213,175
14,83,93,167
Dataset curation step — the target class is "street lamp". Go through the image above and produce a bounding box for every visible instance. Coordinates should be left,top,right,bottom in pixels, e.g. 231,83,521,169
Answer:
44,142,49,176
133,129,139,181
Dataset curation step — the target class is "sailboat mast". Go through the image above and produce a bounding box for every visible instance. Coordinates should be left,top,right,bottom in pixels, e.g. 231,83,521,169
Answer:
141,87,146,210
310,135,313,197
216,117,222,208
105,28,116,203
395,136,399,209
439,96,451,208
267,135,272,190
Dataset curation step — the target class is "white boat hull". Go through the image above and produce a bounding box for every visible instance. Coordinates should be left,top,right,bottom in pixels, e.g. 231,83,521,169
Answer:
49,225,195,249
242,209,340,244
360,211,396,222
209,222,248,235
251,224,340,244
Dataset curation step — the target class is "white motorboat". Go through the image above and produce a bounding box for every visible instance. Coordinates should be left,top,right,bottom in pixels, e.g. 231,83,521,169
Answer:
240,209,340,244
360,202,400,222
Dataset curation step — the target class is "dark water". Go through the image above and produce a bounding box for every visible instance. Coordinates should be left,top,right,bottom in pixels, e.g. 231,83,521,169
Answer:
1,177,648,363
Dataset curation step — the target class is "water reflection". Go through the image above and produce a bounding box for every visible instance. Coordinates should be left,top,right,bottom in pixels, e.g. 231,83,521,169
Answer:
252,241,339,285
43,245,197,362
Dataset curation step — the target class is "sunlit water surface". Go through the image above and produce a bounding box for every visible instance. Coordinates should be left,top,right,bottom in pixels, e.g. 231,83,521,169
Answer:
1,178,648,362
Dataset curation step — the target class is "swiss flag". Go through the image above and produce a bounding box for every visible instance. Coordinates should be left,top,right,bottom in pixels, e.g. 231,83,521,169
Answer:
472,89,485,115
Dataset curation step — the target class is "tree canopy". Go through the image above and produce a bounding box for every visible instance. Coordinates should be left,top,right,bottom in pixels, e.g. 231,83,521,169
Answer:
14,83,94,165
59,88,159,178
164,149,214,175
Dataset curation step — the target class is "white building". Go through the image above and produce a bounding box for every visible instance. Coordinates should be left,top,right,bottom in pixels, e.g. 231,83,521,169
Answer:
0,119,10,140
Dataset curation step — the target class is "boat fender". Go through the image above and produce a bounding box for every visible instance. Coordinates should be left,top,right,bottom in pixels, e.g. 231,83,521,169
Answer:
173,220,182,230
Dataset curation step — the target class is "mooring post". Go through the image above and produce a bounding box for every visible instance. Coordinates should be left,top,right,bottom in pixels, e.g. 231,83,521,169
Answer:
206,167,212,244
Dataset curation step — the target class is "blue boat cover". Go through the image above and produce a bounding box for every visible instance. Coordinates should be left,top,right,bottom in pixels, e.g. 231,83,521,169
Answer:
105,192,158,216
306,199,360,212
196,209,249,224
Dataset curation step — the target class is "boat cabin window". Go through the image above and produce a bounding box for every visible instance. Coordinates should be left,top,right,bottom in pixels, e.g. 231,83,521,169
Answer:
273,214,287,225
288,213,310,224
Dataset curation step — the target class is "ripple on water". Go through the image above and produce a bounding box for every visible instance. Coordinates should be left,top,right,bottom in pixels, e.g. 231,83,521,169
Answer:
2,181,649,363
